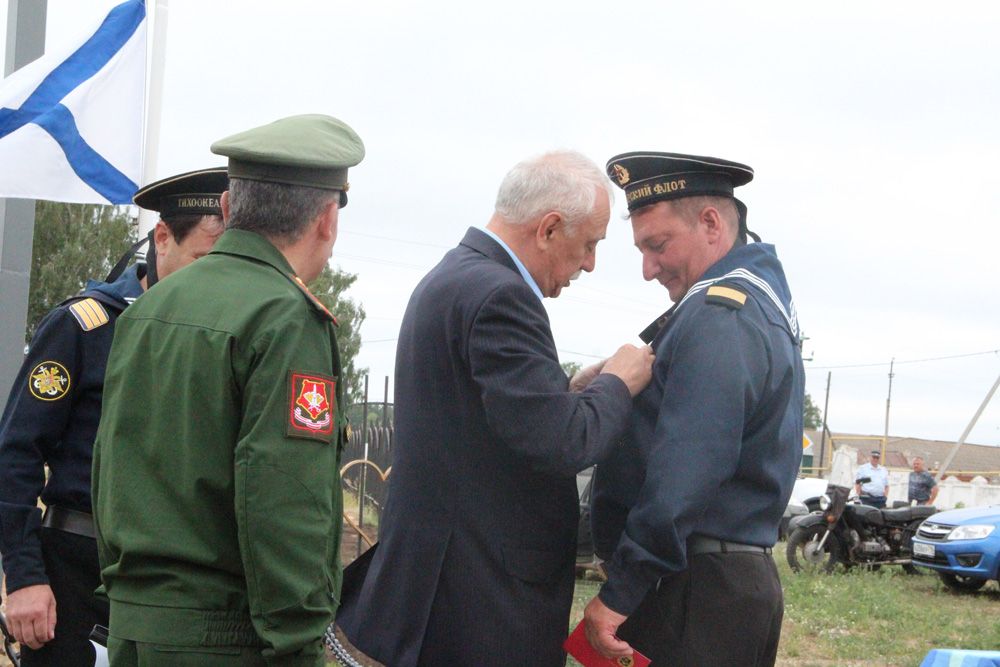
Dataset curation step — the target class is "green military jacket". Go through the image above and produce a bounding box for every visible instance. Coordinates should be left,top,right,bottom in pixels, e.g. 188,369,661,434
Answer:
93,229,345,666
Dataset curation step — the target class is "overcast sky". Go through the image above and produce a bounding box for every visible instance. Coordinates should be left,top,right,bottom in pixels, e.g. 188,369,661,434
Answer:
4,0,999,447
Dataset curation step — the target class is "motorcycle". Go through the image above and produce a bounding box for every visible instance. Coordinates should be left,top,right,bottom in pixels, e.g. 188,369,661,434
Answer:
785,480,938,574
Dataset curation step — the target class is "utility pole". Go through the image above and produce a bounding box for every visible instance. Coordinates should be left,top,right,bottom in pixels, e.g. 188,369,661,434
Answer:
818,371,831,475
882,358,894,459
936,373,1000,481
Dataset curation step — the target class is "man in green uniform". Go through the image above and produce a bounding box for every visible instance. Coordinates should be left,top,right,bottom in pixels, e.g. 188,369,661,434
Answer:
92,114,365,666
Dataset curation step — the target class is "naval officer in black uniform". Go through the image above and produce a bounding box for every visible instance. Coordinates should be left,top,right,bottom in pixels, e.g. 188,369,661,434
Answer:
0,168,227,667
584,153,804,667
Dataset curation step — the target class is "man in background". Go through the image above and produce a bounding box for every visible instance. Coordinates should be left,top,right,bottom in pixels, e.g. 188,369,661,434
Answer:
856,450,890,507
93,114,364,666
0,168,226,667
908,456,938,505
339,150,653,667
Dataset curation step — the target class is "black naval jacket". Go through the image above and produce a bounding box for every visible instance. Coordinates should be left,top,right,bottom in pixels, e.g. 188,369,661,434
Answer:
592,242,805,615
0,265,143,593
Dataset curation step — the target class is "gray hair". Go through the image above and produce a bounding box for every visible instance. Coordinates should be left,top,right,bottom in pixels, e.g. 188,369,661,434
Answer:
226,177,340,244
494,150,613,234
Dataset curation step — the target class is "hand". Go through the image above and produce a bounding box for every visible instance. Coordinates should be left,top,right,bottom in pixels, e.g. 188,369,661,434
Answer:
6,584,57,649
569,360,606,392
600,344,654,397
583,596,632,660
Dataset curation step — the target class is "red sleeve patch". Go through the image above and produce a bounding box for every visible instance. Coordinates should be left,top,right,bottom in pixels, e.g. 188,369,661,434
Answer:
287,371,337,441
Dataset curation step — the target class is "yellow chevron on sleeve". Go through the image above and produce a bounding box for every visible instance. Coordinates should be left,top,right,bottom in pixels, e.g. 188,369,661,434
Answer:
69,298,110,331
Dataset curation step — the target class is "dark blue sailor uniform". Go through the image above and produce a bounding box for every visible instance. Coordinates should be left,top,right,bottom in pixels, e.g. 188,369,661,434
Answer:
592,242,804,667
0,265,142,667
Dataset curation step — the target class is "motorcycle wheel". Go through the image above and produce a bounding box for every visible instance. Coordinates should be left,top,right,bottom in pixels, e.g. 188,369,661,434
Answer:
938,572,987,592
786,525,842,574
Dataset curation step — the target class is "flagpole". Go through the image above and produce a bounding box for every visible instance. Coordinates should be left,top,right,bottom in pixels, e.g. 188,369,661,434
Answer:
137,0,168,236
0,0,46,401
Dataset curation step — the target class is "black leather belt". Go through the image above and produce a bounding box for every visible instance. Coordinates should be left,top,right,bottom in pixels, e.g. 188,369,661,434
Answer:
688,535,772,556
41,505,96,539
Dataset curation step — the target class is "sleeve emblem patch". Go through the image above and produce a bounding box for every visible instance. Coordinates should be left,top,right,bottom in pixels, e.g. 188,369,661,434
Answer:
28,361,71,401
287,371,337,440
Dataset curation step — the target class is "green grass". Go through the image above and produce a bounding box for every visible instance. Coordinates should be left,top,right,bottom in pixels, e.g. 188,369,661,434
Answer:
568,551,1000,667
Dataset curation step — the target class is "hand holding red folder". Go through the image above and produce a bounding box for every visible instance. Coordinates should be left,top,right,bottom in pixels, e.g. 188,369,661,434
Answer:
564,619,651,667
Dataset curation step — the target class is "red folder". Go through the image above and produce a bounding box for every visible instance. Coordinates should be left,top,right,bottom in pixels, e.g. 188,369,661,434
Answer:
564,619,651,667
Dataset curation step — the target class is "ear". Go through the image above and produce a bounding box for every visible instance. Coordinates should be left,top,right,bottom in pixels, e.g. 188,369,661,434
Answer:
152,220,173,255
700,206,724,243
534,211,562,249
316,200,339,242
220,190,231,222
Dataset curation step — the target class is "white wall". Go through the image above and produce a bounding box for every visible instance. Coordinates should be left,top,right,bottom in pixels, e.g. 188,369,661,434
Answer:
828,445,1000,509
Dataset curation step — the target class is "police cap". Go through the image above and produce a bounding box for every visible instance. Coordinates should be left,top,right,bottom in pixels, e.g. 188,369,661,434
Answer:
210,114,365,207
133,167,228,218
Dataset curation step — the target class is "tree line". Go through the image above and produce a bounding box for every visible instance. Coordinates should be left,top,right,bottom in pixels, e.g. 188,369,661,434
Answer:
25,202,367,405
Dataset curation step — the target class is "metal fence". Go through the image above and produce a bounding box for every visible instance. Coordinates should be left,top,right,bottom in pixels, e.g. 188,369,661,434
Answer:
340,417,394,562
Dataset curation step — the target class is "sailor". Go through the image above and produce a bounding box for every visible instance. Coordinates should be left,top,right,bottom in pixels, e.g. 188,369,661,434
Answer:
0,167,227,667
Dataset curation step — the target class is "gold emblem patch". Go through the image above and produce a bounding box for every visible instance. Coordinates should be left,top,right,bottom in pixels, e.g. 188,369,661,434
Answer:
617,657,634,667
287,371,337,441
28,361,71,401
612,164,630,186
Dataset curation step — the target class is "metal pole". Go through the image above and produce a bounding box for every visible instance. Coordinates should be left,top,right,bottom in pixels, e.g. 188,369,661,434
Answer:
0,0,47,401
356,374,369,556
137,0,168,235
936,373,1000,482
382,375,389,428
882,358,894,459
818,371,831,476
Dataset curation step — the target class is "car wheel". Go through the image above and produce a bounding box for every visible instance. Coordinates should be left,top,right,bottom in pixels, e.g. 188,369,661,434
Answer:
938,572,988,592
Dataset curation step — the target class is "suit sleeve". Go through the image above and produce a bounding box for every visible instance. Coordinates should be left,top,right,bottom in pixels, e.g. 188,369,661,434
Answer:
233,309,341,666
467,281,633,477
0,308,81,593
598,303,770,615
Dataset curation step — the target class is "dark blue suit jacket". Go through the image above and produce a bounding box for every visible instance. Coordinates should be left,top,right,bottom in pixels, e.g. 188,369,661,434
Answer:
339,228,633,666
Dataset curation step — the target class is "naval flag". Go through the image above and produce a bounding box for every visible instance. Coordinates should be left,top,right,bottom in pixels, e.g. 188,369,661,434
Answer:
0,0,146,205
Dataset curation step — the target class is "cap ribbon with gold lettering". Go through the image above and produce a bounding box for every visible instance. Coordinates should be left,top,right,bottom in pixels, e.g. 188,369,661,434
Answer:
606,151,753,213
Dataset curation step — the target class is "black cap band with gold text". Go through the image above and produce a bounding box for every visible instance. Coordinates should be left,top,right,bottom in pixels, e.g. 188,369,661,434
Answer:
606,152,753,213
159,193,222,217
133,167,228,216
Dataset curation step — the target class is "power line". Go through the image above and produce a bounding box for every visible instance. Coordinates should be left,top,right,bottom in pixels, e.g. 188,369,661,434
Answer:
335,252,430,271
557,348,606,360
808,348,1000,370
340,230,451,250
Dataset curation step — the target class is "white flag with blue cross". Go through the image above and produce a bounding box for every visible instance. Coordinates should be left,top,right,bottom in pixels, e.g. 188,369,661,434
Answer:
0,0,146,205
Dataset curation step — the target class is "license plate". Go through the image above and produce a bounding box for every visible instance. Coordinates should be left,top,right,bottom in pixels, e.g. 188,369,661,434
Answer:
913,542,935,558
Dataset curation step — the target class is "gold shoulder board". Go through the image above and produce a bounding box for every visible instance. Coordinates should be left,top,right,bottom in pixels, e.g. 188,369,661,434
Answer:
68,298,110,331
705,285,747,309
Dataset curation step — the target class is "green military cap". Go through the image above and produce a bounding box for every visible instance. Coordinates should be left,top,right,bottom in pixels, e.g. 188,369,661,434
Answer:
210,114,365,207
133,167,228,217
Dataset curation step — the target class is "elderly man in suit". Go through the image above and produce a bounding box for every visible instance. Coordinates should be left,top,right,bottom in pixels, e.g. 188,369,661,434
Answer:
338,150,654,666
